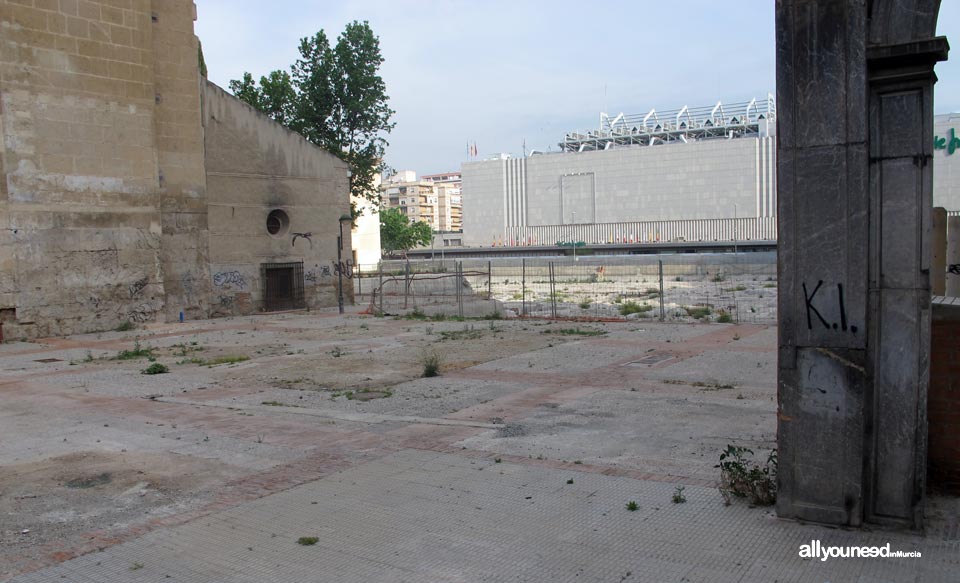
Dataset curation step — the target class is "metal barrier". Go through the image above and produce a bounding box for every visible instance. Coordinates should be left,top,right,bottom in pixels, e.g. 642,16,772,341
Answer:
354,252,777,323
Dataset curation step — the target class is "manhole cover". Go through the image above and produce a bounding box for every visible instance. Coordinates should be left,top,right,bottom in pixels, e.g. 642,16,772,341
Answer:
625,353,674,367
34,358,62,363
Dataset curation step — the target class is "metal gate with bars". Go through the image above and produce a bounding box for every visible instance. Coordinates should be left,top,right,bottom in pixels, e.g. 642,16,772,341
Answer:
262,261,305,312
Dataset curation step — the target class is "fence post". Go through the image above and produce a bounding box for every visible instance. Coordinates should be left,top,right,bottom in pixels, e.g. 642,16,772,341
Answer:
487,260,492,300
521,258,526,317
549,262,557,318
404,260,410,310
357,264,362,297
658,259,665,321
458,261,465,319
378,261,384,314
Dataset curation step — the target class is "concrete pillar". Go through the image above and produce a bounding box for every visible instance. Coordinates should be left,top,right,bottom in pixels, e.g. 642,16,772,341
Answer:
932,208,946,295
947,216,960,297
777,0,947,529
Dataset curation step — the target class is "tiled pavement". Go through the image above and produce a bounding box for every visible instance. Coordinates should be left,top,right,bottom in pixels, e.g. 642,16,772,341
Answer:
3,317,958,582
10,449,958,583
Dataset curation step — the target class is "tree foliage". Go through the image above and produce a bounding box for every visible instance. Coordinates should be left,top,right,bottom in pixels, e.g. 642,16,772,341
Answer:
228,21,394,207
380,208,432,257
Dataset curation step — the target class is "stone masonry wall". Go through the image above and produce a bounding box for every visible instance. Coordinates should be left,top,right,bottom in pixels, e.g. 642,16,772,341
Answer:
0,0,168,337
201,81,351,315
150,0,211,322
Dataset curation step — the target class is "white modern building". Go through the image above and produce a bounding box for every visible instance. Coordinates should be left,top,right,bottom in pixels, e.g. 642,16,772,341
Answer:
461,97,960,248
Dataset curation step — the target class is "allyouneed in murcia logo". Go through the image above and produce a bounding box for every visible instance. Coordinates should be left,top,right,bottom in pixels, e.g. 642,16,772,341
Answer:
799,540,921,562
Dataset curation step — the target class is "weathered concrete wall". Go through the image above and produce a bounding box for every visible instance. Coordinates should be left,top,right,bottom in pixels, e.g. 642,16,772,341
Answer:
0,0,169,337
201,81,351,315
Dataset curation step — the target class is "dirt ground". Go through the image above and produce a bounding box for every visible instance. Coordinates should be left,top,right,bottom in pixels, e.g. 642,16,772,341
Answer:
0,310,781,579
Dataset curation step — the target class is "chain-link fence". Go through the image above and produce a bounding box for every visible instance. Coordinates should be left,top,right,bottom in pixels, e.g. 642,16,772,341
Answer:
353,252,777,323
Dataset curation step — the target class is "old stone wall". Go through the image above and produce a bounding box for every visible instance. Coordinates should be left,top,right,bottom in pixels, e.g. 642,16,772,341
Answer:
151,0,212,322
201,81,351,315
0,1,353,337
0,0,169,337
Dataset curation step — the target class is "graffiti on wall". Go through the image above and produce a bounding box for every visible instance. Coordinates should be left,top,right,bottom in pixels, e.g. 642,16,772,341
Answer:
334,259,354,279
305,265,332,283
213,271,246,289
128,277,148,298
126,302,155,323
802,280,858,334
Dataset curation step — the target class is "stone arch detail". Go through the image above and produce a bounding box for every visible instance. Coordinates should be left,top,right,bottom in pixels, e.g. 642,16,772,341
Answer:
868,0,941,46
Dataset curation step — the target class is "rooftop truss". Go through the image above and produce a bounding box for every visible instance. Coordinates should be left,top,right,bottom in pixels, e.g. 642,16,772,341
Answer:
559,94,776,153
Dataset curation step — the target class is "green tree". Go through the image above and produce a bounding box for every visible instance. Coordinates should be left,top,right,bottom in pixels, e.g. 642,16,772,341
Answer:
229,21,394,208
380,208,432,257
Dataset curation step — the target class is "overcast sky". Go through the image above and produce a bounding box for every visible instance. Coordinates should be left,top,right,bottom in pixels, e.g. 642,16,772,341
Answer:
197,1,960,175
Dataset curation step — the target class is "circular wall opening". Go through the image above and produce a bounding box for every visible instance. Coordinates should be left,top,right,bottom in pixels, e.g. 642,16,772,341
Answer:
266,209,290,236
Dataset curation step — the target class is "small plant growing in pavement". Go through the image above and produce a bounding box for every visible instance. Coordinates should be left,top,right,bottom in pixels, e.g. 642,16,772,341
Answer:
566,478,574,484
329,346,346,358
130,562,144,570
117,339,153,360
421,349,442,377
671,485,687,504
494,458,502,463
115,320,135,332
625,501,639,511
716,445,777,506
140,362,168,375
297,537,319,546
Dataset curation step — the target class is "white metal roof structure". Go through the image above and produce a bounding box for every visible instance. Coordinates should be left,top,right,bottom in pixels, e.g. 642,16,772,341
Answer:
560,94,776,153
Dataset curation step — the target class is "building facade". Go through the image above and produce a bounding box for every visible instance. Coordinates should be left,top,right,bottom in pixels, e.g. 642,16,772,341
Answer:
462,99,960,248
0,0,351,338
933,113,960,211
462,98,777,247
381,170,463,232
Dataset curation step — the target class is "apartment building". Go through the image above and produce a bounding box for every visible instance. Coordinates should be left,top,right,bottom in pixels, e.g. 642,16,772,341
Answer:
382,171,463,232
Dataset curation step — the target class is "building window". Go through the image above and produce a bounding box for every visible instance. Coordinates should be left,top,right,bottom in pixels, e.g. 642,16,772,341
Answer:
267,209,290,236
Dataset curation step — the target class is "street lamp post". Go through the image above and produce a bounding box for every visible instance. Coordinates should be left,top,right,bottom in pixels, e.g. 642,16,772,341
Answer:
337,213,352,315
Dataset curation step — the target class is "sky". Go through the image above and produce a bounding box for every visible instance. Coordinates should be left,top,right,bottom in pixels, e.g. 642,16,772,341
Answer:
197,0,960,176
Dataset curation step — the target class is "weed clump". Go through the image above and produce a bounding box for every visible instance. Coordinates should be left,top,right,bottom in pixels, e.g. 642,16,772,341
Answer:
115,321,135,332
716,445,777,506
421,349,442,377
671,485,686,504
716,310,733,323
625,501,639,511
684,306,712,320
297,537,319,546
619,301,654,316
117,339,153,360
141,362,169,375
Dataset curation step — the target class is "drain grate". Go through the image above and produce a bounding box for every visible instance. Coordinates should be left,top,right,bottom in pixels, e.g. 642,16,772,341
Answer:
625,353,674,367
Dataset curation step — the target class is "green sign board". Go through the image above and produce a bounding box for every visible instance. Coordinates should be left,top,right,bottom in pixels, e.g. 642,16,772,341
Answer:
935,128,960,155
